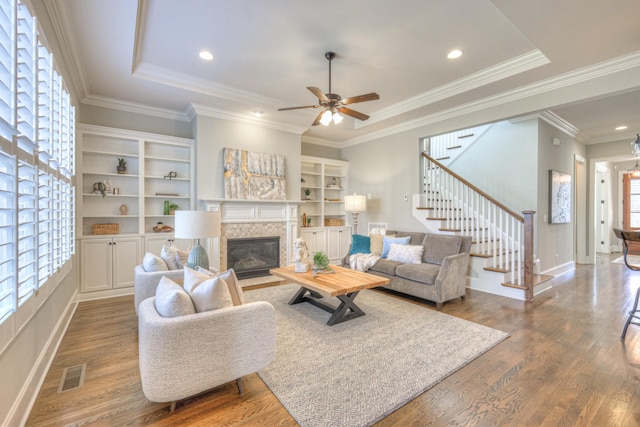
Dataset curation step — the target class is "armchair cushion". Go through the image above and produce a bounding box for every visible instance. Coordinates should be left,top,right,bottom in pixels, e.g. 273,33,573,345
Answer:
155,276,195,318
142,252,168,272
189,276,233,313
160,245,181,270
422,233,462,265
183,266,213,293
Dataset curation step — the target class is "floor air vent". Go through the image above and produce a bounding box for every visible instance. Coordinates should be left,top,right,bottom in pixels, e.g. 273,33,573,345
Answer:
58,364,86,393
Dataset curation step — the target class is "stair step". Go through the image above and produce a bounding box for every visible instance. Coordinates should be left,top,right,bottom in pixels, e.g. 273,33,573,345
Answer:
471,249,515,259
440,227,488,232
502,274,553,289
446,145,462,150
472,238,499,244
418,207,462,211
436,156,450,161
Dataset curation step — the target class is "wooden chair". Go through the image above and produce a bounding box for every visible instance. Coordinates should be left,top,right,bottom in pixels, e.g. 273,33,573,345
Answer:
613,228,640,340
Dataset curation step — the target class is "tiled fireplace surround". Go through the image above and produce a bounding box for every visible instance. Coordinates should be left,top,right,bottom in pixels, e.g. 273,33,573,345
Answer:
201,199,300,272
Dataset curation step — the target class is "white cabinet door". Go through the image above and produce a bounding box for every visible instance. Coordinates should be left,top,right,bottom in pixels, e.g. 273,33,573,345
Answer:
327,227,352,261
145,234,191,256
112,237,141,288
80,238,113,293
300,228,327,255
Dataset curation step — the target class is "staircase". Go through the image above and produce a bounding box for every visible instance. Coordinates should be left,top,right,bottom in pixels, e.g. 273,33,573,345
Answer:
426,124,492,167
414,153,553,301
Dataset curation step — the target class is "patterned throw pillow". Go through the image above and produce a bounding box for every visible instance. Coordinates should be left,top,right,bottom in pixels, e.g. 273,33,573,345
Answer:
154,276,195,318
387,244,424,264
142,252,168,272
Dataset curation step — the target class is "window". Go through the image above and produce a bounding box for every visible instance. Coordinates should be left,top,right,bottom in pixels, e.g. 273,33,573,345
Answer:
0,0,75,326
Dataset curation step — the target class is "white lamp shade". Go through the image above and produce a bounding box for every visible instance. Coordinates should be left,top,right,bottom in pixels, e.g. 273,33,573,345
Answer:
344,194,367,212
174,210,220,239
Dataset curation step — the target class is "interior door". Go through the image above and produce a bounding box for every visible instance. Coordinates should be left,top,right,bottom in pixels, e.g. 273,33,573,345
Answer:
622,173,640,253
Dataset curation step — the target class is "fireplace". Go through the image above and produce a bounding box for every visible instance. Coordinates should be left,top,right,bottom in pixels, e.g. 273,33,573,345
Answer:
226,236,280,279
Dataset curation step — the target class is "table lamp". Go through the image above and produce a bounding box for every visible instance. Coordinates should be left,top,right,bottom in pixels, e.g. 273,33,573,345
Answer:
175,210,220,270
344,193,367,234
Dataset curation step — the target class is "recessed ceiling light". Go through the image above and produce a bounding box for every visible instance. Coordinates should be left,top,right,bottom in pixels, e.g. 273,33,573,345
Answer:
253,110,264,118
447,49,463,59
199,50,214,61
616,125,628,131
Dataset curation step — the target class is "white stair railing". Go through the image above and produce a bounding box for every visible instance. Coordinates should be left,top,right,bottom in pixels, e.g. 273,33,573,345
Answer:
422,153,534,292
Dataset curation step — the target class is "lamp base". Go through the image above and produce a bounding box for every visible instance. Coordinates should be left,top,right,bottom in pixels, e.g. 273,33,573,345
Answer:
187,243,209,270
350,212,360,234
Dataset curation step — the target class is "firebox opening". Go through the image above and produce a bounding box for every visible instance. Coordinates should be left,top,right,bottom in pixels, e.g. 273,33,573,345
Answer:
227,236,280,279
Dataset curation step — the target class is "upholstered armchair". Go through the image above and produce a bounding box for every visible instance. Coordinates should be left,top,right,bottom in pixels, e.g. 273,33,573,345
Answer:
134,265,183,315
137,297,276,410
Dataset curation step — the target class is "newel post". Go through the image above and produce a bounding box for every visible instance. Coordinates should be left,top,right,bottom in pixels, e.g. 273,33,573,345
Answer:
522,210,536,301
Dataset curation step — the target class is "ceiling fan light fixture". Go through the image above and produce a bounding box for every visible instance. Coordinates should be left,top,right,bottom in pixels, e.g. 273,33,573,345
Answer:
332,111,343,124
632,133,640,157
320,109,333,126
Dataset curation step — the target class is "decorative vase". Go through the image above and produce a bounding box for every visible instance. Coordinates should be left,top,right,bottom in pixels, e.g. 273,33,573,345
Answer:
117,166,127,174
163,200,170,215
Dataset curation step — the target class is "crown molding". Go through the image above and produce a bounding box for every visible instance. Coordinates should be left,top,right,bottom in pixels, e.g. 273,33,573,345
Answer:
538,111,587,142
357,50,550,129
82,95,191,122
43,0,90,100
131,0,149,74
588,131,637,145
300,135,342,149
187,103,308,135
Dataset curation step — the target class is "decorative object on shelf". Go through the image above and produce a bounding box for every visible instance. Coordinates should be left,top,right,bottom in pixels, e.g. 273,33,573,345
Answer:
112,187,120,195
325,218,344,226
175,210,221,270
304,188,311,200
302,212,307,228
294,237,311,272
169,203,179,215
344,193,367,233
120,204,128,215
116,158,127,174
92,182,107,198
164,171,178,180
92,223,119,235
312,251,333,275
156,192,179,196
152,222,174,232
163,200,170,215
307,217,312,227
301,177,306,184
103,179,111,192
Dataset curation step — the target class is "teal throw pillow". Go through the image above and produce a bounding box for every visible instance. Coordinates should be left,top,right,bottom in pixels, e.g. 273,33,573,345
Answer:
381,236,411,258
350,234,371,255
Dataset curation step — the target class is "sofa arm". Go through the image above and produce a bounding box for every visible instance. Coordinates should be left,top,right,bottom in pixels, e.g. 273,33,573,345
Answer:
134,265,184,315
138,298,276,403
435,252,470,302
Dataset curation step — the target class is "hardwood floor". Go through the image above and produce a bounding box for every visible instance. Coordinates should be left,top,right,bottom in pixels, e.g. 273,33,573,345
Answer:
27,254,640,426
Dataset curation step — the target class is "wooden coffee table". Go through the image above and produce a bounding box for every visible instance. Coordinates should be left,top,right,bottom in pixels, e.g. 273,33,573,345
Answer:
270,265,389,325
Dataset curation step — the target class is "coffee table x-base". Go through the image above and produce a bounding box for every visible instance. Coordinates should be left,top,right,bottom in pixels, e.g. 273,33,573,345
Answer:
269,265,389,326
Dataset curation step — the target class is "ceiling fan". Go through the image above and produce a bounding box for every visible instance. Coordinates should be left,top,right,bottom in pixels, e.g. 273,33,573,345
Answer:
278,52,380,126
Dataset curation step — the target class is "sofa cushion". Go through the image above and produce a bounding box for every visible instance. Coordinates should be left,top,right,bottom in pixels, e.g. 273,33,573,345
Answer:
154,276,196,317
396,263,440,285
142,252,168,272
381,236,411,258
369,258,403,276
161,245,181,270
350,234,371,254
189,276,233,313
387,243,424,264
395,231,426,246
422,233,462,265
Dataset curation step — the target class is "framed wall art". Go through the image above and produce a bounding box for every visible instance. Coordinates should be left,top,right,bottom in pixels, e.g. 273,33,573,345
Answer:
549,170,571,224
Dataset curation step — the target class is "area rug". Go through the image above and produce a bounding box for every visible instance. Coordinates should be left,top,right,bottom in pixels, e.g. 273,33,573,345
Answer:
237,274,281,288
244,284,509,427
612,254,640,266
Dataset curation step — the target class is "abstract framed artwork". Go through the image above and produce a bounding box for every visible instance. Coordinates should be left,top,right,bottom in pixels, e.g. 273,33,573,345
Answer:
549,170,571,224
223,148,286,200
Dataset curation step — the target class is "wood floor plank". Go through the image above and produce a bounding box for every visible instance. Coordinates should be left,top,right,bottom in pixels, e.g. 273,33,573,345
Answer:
26,255,640,426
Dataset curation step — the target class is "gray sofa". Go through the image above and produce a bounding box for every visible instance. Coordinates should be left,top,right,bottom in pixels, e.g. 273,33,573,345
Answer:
343,231,472,309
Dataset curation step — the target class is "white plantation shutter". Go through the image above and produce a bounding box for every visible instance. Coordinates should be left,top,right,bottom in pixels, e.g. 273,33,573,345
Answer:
0,0,75,327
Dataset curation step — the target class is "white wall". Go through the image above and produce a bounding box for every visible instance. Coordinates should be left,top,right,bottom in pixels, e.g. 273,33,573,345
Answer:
194,115,302,200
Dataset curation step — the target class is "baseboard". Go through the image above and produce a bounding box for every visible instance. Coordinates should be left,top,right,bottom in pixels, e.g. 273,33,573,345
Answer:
4,290,78,427
543,261,575,278
76,287,134,302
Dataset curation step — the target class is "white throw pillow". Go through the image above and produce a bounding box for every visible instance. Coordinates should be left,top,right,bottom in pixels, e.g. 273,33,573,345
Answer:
194,267,244,306
161,245,181,270
174,245,190,267
387,243,424,265
183,266,213,293
142,252,168,272
189,276,233,312
154,276,195,318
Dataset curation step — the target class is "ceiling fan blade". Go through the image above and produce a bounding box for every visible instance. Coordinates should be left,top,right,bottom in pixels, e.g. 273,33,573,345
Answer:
338,107,370,121
278,105,319,111
341,92,380,105
307,87,329,102
311,110,325,126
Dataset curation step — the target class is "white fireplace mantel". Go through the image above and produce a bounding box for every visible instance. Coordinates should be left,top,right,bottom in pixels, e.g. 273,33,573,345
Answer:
200,199,301,271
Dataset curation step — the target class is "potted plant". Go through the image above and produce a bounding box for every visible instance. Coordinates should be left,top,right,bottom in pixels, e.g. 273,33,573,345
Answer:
169,202,179,215
304,188,311,200
116,158,127,174
92,181,107,198
313,251,332,273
